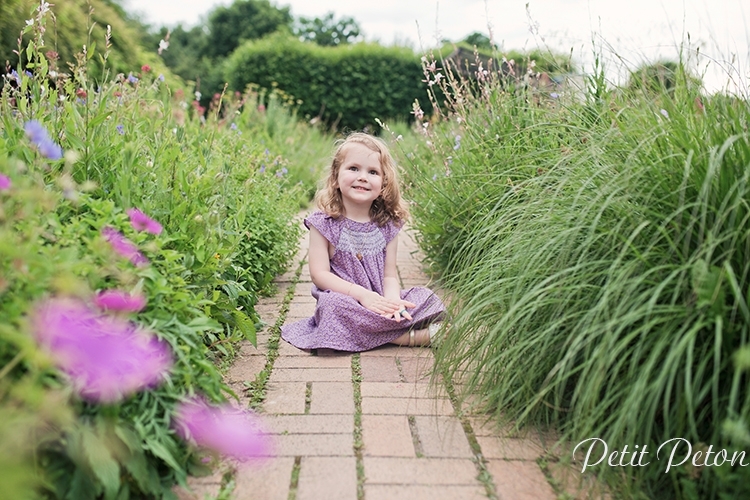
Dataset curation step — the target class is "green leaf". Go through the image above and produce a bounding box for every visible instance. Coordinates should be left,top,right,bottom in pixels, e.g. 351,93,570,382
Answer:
81,427,121,500
691,259,725,314
233,309,257,345
146,439,182,472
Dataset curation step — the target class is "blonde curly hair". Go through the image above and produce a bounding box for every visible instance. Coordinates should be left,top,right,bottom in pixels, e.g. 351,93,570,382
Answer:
315,132,409,226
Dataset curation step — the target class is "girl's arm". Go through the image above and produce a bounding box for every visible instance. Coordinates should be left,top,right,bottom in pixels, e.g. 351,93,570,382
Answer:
308,226,405,317
383,235,415,322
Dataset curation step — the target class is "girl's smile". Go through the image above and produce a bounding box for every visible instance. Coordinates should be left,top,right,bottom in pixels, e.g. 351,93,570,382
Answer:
336,143,383,208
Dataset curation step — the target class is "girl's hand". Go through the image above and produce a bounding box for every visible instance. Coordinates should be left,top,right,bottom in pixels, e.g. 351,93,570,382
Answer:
359,291,402,316
391,300,416,322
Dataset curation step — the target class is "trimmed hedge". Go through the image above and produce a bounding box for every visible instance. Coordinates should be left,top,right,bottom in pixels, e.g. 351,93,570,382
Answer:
225,34,429,131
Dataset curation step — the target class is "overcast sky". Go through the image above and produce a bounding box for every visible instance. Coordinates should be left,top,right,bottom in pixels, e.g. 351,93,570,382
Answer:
123,0,749,93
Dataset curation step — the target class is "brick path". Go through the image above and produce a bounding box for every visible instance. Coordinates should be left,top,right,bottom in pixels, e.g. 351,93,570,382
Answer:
176,215,606,500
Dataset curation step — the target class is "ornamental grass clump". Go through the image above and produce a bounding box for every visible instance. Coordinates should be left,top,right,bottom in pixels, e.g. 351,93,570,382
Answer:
403,47,750,498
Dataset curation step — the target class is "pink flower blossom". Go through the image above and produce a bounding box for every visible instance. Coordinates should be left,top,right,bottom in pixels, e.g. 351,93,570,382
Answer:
31,298,172,403
126,208,163,234
102,226,149,266
0,174,10,191
174,397,272,461
94,290,147,312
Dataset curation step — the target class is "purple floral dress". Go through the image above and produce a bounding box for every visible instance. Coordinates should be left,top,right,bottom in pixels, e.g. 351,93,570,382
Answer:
281,211,445,352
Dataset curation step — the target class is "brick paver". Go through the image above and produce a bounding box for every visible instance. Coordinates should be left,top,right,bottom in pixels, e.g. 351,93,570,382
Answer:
176,214,604,499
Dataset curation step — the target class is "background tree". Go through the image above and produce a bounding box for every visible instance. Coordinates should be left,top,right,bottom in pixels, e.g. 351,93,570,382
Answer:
461,31,496,51
626,60,702,95
294,12,362,46
1,0,169,82
204,0,292,59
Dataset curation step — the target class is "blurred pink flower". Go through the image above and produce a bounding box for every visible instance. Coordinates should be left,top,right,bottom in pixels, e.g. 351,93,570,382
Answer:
102,226,149,266
174,397,272,461
0,174,10,191
31,298,172,403
127,208,163,235
94,290,147,312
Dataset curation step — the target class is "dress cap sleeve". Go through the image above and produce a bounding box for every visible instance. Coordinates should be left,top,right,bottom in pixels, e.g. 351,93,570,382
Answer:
304,211,339,245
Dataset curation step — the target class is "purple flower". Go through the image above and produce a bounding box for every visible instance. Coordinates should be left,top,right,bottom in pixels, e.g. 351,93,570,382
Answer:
230,123,237,130
127,208,163,235
259,164,266,173
550,92,560,99
94,290,147,312
10,69,22,85
24,120,63,160
116,124,125,135
24,120,48,144
453,135,461,151
102,226,149,266
174,397,272,461
127,74,139,84
31,298,172,403
0,174,11,191
37,139,63,160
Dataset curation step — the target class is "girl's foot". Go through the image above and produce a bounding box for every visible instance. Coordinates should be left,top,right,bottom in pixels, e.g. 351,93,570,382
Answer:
390,322,443,347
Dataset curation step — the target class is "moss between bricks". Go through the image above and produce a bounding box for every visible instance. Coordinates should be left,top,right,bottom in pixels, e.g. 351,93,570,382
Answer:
440,367,500,500
246,258,305,411
352,354,365,500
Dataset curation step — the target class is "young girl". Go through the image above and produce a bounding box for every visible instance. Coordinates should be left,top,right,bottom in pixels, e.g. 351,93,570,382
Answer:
281,132,445,352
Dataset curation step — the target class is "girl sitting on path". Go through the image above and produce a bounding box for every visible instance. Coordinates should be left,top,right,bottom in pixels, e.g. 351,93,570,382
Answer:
281,132,445,352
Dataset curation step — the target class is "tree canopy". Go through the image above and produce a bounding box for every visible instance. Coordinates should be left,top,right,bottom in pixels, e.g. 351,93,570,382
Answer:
204,0,292,59
294,12,362,46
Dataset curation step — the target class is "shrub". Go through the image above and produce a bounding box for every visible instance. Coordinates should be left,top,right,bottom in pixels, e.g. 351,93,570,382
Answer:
225,33,430,131
0,8,303,497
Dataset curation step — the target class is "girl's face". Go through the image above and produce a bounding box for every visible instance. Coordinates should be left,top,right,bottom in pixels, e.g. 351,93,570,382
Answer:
336,143,384,207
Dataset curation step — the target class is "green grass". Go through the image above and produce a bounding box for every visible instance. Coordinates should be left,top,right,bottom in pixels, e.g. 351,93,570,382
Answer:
398,49,750,499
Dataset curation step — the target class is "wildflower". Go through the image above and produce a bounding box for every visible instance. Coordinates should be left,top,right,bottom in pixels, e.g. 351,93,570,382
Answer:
24,120,63,160
660,109,669,118
94,290,147,312
173,397,271,461
101,226,149,267
453,135,462,151
158,39,169,54
116,124,125,135
127,74,139,84
76,88,87,99
0,174,11,191
230,123,238,130
9,69,22,85
31,298,172,403
141,64,151,72
259,164,266,173
194,91,202,101
257,104,266,113
550,92,559,99
127,208,163,234
158,74,165,82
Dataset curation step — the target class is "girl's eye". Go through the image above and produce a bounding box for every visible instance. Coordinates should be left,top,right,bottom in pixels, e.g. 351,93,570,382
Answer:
369,170,379,175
